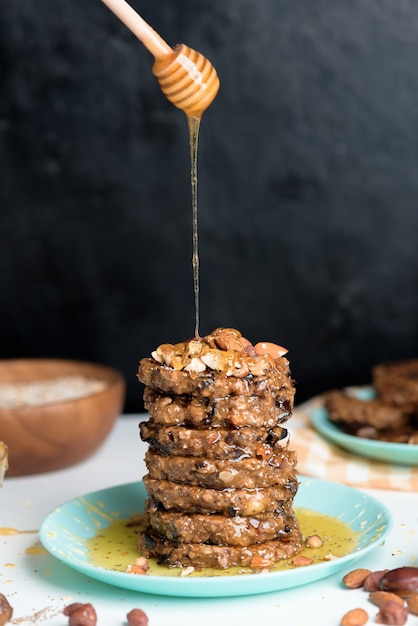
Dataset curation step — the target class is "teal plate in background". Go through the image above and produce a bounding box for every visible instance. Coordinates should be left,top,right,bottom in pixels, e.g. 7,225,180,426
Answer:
39,479,391,598
310,389,418,466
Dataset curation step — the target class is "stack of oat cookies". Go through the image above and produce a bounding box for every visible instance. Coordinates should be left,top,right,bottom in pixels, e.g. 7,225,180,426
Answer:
136,328,303,570
325,359,418,443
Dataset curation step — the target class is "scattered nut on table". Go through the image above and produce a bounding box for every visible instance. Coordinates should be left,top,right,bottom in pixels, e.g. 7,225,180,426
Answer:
375,600,408,625
364,569,389,591
126,608,149,626
63,602,97,626
380,567,418,598
406,593,418,615
0,593,13,626
341,565,418,625
63,604,149,626
340,607,368,626
369,590,405,608
342,568,372,589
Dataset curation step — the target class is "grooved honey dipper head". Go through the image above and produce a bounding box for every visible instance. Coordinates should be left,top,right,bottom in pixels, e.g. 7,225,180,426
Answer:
152,44,220,118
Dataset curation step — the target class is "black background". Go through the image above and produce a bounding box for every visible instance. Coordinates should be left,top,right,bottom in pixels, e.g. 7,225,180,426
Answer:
1,1,418,413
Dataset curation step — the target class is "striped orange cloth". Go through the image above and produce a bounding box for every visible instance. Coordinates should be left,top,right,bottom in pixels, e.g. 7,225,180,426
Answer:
290,395,418,492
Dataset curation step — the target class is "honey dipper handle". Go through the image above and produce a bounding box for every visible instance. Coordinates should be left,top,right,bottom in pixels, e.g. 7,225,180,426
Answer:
101,0,173,59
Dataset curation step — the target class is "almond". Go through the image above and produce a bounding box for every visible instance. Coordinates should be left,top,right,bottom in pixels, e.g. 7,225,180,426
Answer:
340,607,368,626
407,593,418,615
254,341,288,358
292,555,314,567
305,534,323,549
342,568,372,589
250,555,273,569
369,591,404,608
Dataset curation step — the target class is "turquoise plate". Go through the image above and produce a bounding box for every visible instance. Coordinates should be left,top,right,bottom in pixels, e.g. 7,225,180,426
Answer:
311,388,418,466
39,478,391,598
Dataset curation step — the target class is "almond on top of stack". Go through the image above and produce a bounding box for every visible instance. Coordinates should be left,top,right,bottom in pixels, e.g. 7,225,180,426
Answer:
136,327,303,570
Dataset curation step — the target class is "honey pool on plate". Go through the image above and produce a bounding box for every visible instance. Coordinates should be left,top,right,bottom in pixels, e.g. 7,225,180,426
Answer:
83,508,359,577
39,479,392,597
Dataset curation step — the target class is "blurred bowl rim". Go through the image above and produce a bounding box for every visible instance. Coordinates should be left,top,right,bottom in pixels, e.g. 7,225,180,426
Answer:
0,358,125,410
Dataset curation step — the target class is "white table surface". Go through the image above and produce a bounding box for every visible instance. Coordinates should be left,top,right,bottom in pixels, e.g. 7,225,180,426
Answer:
1,414,417,626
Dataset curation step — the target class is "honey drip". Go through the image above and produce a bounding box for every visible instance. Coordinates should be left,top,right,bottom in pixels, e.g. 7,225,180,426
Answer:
188,114,201,339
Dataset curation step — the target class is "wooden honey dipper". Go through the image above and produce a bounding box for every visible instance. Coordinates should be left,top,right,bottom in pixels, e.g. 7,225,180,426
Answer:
101,0,220,117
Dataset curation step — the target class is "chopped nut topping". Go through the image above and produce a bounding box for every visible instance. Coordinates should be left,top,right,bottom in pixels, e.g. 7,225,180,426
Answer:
126,556,149,575
250,555,274,569
304,534,323,549
151,328,288,377
292,555,314,566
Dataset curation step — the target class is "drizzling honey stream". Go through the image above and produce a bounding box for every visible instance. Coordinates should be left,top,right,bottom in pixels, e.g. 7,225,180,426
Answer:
152,46,219,339
100,0,220,338
188,115,201,338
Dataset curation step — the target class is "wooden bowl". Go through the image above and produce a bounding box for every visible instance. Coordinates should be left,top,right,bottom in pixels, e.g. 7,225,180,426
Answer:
0,359,126,476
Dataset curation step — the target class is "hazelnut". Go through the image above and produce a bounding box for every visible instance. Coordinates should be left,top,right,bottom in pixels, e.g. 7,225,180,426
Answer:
127,608,149,626
63,603,84,616
63,603,97,626
375,600,408,625
0,594,13,626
